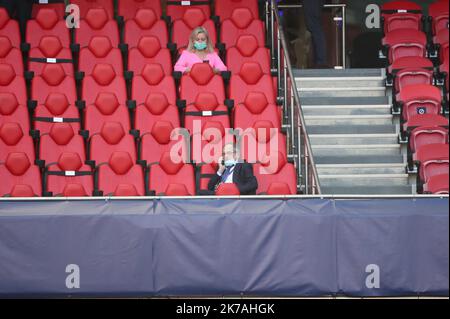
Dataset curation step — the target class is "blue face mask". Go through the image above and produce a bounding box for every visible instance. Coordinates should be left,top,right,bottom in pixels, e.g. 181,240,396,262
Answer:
224,160,237,168
194,41,208,51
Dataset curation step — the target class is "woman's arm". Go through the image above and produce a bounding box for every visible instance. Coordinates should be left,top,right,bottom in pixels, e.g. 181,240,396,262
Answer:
174,51,189,73
211,53,228,72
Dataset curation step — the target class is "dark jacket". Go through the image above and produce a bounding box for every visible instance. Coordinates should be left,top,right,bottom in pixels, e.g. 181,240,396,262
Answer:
208,162,258,195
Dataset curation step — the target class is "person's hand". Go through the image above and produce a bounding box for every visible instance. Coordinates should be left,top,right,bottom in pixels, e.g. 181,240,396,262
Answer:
213,68,221,74
184,67,191,74
217,157,226,175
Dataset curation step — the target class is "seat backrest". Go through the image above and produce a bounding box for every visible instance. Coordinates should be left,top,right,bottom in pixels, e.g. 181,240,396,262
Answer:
118,0,162,21
220,8,265,48
0,63,27,105
166,0,211,22
0,122,35,163
128,36,172,76
381,1,422,32
0,8,20,47
383,28,427,62
429,0,450,35
79,36,123,75
76,8,119,47
0,152,41,197
424,173,449,194
234,92,280,130
124,8,168,49
71,0,114,19
0,36,23,75
214,0,259,21
410,126,449,153
226,34,271,75
29,36,74,76
0,92,29,133
26,8,70,48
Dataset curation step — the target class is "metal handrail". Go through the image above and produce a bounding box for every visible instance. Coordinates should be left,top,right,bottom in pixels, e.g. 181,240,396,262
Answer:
269,0,322,194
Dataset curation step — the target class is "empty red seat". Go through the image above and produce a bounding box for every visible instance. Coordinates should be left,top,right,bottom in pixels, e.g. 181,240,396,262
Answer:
434,29,449,65
39,123,86,166
97,151,145,196
148,151,195,196
381,1,422,33
220,8,265,49
32,2,66,19
253,151,297,195
82,63,127,105
214,0,259,22
234,92,280,131
79,36,123,75
26,8,70,49
132,63,177,106
226,34,271,75
229,62,276,105
45,152,94,197
180,63,225,105
0,36,23,75
414,143,449,183
31,64,77,105
239,121,287,164
124,8,168,49
172,8,216,52
134,93,180,135
429,0,449,35
167,0,211,22
388,57,434,93
0,152,41,197
184,92,230,135
33,93,80,135
0,8,20,48
29,36,74,76
70,0,114,19
409,126,448,154
84,92,130,134
0,123,35,163
197,162,218,193
75,8,119,47
128,36,172,76
396,84,443,122
404,114,449,131
0,93,29,132
424,173,449,194
118,0,162,21
382,29,427,63
88,122,137,165
0,63,27,105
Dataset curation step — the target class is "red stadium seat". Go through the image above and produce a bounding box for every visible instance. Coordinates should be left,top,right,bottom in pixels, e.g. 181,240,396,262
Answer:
382,29,427,63
396,84,443,122
148,152,196,196
424,173,449,194
166,0,211,22
429,0,449,35
97,151,145,196
226,35,271,75
229,62,276,105
88,122,137,166
0,152,41,197
128,36,172,76
118,0,162,21
234,92,280,131
172,8,216,52
381,1,422,33
84,92,131,134
253,151,297,195
403,114,449,132
388,57,434,93
75,8,119,47
414,143,449,183
0,64,27,105
45,152,94,197
131,63,177,106
409,126,448,154
70,0,114,19
0,123,35,163
31,2,66,19
0,93,29,133
197,162,218,193
82,63,127,105
29,36,74,76
33,93,80,135
134,93,180,135
220,8,265,49
39,123,86,166
180,63,226,106
79,36,123,75
434,29,449,65
0,8,20,48
123,9,168,49
26,8,70,49
0,36,23,75
184,92,230,135
31,64,77,105
214,0,259,22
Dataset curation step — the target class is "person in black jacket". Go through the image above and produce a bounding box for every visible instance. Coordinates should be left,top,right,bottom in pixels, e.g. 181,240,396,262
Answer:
303,0,328,68
208,144,258,195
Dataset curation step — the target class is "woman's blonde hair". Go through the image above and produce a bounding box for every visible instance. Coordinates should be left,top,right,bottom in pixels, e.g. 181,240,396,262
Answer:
187,27,214,53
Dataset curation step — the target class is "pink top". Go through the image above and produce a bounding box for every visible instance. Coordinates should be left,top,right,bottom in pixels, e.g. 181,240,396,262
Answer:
174,50,228,73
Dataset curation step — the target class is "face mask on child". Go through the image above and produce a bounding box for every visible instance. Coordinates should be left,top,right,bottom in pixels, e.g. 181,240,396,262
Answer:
194,41,208,51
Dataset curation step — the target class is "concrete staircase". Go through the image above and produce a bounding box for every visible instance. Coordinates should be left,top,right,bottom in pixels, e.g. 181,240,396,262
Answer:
294,68,416,195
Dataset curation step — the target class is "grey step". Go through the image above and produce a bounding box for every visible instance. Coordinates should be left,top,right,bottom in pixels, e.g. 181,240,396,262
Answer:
302,105,392,116
296,77,385,88
317,164,406,175
298,87,386,98
312,144,401,156
293,68,384,78
320,185,415,195
300,96,390,106
319,174,410,186
304,115,393,126
314,155,405,165
310,134,399,145
307,125,397,134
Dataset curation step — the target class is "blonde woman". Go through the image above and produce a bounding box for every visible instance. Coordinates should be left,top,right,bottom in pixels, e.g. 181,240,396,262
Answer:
174,27,227,74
